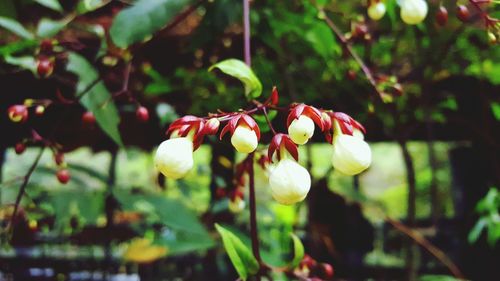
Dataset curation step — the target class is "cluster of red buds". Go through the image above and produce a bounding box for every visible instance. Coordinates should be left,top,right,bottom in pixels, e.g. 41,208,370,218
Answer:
291,254,335,281
154,88,372,206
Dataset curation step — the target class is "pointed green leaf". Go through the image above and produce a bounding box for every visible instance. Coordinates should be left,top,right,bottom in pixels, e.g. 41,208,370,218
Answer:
209,59,263,99
33,0,63,12
76,0,111,14
36,17,73,38
110,0,192,48
4,55,36,73
215,224,259,280
468,218,486,244
0,16,34,39
66,52,123,146
290,233,305,269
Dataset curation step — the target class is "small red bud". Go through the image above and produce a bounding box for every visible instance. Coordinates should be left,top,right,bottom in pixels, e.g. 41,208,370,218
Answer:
436,6,449,26
82,111,96,126
456,5,470,22
136,106,149,122
15,143,26,155
54,152,65,166
40,39,53,54
37,58,54,78
8,105,29,123
320,263,334,279
35,105,45,116
204,118,221,135
392,83,403,96
215,188,227,199
56,169,70,184
300,254,316,269
346,70,357,80
352,24,368,39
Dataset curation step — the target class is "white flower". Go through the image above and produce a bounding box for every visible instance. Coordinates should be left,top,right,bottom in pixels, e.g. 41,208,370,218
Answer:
154,137,194,179
288,115,315,145
269,159,311,205
368,2,386,21
231,125,258,153
331,134,372,176
400,0,428,25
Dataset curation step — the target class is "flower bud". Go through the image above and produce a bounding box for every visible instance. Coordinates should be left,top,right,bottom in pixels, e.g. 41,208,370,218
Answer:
269,159,311,205
331,134,372,175
288,115,315,145
400,0,428,25
231,125,258,153
204,118,220,135
435,6,448,26
368,2,386,21
8,105,28,123
155,137,194,179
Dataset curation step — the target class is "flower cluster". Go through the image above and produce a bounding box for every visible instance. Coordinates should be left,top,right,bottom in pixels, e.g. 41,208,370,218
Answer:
367,0,428,25
154,88,372,206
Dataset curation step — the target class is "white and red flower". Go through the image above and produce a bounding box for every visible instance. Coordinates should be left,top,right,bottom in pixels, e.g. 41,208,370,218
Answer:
220,114,261,153
287,104,324,145
267,133,310,205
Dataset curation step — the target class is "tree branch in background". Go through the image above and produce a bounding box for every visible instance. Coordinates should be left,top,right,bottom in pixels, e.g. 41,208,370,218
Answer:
313,4,383,100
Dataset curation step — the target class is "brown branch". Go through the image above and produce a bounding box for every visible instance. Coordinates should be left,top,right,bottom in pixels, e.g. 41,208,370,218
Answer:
385,217,466,279
314,4,383,100
6,147,46,233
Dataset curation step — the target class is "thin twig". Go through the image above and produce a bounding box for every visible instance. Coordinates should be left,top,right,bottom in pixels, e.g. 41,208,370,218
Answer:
314,4,383,99
385,217,466,279
262,107,277,135
247,153,262,265
7,147,46,232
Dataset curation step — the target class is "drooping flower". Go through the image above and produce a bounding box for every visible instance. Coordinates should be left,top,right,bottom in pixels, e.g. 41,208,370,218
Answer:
220,114,260,153
326,112,372,176
155,137,194,179
368,1,386,21
400,0,428,25
267,134,310,205
287,104,324,145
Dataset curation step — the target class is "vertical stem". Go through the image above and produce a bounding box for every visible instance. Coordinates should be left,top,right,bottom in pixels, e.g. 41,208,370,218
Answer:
243,0,251,66
248,154,261,263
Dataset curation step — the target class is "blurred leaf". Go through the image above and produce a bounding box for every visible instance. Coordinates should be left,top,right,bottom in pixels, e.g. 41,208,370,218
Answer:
36,17,73,38
33,0,63,12
67,163,108,184
0,40,38,57
76,0,111,14
48,190,104,230
0,16,34,39
215,224,259,280
419,275,463,281
110,0,192,48
491,103,500,121
0,0,16,18
304,23,340,59
4,55,36,73
468,217,486,244
66,52,123,146
289,233,304,269
124,238,167,263
209,59,263,99
145,81,172,96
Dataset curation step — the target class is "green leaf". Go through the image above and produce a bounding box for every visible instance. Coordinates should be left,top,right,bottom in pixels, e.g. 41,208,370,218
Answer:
468,218,486,244
0,40,38,57
33,0,63,12
36,17,73,38
4,55,36,73
66,52,123,146
209,59,263,99
491,102,500,121
289,233,305,269
0,16,34,39
109,0,192,48
76,0,111,14
215,224,260,280
304,23,340,59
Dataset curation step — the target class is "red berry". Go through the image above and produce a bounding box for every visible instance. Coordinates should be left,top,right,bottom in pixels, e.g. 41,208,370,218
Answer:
82,111,96,126
215,188,227,199
37,58,54,78
40,39,53,54
457,5,470,22
54,152,64,166
136,106,149,122
347,70,357,80
320,263,334,279
56,169,70,184
15,143,26,155
436,6,448,26
8,105,29,123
